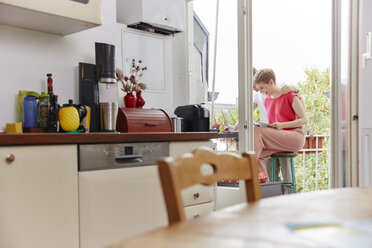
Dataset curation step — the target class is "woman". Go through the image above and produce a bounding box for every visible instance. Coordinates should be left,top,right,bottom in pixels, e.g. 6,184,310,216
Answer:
253,69,307,183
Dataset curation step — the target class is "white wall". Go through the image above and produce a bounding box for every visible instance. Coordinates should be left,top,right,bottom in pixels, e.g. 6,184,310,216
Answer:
0,0,187,131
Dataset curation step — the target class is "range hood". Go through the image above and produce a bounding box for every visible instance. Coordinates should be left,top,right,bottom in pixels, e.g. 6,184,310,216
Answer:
117,0,185,36
127,22,181,36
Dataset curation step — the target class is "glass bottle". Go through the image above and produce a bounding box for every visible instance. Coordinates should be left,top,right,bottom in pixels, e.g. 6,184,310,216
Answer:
47,73,53,95
38,92,50,128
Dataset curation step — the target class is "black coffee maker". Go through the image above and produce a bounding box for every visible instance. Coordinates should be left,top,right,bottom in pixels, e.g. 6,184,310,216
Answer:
174,104,210,132
79,42,116,132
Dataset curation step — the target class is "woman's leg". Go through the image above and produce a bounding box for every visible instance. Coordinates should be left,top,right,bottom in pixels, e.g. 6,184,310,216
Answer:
254,126,304,174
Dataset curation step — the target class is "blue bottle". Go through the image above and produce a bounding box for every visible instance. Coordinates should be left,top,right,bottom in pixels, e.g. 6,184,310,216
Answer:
23,96,38,128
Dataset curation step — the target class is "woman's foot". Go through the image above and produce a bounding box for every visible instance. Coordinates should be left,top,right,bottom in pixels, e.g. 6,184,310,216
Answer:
259,172,268,183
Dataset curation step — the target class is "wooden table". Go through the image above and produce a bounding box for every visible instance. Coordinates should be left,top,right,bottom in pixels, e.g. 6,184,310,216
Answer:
109,188,372,248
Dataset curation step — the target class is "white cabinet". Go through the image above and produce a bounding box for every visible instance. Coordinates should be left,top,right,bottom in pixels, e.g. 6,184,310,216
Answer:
79,166,168,248
0,0,102,35
169,141,215,220
117,0,185,32
0,145,79,248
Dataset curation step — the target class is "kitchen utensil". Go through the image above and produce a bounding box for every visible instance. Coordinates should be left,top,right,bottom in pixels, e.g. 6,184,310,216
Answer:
171,117,182,133
59,99,87,132
100,102,118,131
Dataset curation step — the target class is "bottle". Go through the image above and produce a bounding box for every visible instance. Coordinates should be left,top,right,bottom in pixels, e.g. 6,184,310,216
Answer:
47,73,53,95
18,90,28,122
48,94,60,132
23,96,38,128
38,92,50,128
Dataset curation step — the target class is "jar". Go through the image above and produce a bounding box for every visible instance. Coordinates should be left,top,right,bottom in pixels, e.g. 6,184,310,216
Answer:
38,92,50,128
23,96,38,128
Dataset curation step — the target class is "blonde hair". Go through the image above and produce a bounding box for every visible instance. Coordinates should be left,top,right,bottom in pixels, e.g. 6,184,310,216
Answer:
253,68,276,85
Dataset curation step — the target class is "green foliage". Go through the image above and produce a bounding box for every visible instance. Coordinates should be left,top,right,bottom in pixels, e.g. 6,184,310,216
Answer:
297,68,330,135
213,108,239,131
295,67,330,192
213,107,261,131
295,143,329,192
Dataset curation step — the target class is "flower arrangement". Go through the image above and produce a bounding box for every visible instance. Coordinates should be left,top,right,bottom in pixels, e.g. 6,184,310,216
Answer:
116,59,147,93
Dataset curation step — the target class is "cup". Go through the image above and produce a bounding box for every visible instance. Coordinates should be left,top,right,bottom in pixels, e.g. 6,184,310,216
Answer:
171,117,183,133
100,102,118,131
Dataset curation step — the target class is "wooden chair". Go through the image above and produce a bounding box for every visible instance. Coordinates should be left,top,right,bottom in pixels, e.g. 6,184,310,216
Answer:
157,148,262,224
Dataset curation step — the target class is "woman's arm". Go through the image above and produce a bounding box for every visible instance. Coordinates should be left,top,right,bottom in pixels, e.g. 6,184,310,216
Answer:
269,96,307,130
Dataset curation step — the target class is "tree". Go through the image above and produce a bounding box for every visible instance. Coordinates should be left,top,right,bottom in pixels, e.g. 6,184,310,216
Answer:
295,68,330,192
297,68,330,135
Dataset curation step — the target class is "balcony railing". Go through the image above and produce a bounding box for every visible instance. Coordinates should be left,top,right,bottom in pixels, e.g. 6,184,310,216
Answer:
215,133,330,193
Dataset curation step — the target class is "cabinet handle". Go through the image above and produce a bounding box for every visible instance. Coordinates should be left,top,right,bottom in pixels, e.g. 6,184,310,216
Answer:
6,154,15,163
193,214,200,219
193,192,200,199
164,17,168,21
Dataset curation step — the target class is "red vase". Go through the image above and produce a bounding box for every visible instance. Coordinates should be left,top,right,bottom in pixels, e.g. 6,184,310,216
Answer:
135,90,145,108
124,92,136,108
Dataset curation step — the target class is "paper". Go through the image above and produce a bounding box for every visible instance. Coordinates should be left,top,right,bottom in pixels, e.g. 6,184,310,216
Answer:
286,220,372,248
253,120,269,127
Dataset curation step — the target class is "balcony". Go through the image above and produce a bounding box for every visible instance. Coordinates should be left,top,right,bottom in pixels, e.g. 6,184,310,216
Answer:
215,133,330,193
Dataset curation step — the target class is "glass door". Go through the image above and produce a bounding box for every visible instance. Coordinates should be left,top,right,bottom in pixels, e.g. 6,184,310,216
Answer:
189,0,250,209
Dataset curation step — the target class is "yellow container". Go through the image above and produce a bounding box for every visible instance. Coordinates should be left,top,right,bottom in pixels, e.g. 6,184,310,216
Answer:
58,106,80,131
6,122,23,134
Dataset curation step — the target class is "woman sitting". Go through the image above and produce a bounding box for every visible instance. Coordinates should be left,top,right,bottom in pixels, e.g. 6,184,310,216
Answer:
253,69,307,183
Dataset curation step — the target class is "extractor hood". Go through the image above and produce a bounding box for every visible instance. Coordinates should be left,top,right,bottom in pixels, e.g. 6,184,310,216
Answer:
117,0,185,36
127,22,181,36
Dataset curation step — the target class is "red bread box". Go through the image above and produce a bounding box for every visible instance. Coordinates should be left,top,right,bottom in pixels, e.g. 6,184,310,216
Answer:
116,108,173,133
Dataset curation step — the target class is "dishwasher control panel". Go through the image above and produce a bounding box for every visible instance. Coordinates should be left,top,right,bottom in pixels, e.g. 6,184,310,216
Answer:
79,142,169,171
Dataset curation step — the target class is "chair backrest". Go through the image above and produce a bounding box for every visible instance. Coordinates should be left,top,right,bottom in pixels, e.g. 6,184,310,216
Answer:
157,148,262,224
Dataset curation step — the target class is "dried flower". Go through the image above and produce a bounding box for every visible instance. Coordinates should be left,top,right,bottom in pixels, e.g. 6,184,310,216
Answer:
116,59,148,93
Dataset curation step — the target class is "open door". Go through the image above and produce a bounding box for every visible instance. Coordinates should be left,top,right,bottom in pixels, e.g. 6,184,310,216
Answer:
358,0,372,187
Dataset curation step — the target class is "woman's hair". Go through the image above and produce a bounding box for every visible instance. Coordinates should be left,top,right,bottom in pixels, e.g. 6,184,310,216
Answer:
253,68,276,85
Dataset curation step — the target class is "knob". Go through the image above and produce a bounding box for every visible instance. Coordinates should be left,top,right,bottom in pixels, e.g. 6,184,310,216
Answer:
193,192,200,199
6,154,15,163
193,214,200,219
164,17,168,21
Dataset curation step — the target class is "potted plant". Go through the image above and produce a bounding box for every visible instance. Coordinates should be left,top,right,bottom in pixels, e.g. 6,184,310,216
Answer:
116,59,147,108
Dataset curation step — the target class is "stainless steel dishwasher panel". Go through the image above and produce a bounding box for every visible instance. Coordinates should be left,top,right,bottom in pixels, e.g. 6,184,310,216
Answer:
78,142,170,248
79,142,169,171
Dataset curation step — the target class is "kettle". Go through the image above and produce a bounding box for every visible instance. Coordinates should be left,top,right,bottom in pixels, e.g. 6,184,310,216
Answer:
58,99,87,132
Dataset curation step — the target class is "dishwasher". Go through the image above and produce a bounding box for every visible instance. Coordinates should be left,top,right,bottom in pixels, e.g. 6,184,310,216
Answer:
78,142,169,248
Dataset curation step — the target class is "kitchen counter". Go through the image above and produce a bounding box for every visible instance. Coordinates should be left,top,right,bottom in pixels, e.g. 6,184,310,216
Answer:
0,132,218,146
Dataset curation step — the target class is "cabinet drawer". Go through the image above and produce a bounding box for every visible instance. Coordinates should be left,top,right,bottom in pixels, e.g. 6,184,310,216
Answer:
184,201,214,220
182,185,214,207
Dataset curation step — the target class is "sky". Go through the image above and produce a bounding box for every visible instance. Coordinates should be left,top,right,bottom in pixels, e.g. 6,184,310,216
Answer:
193,0,332,104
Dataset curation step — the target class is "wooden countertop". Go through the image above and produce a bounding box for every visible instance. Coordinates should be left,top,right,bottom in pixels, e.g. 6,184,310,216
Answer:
0,132,218,146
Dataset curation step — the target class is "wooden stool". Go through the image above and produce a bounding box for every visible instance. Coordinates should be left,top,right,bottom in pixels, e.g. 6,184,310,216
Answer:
270,152,298,193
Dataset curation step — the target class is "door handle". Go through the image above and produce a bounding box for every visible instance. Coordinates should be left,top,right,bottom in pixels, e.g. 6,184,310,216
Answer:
115,154,143,164
362,32,371,68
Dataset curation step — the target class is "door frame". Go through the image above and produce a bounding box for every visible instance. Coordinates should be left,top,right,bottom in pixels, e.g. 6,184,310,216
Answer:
331,0,359,188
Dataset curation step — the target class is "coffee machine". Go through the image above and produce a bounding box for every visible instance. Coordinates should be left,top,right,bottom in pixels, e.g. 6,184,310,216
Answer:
174,104,210,132
79,42,118,132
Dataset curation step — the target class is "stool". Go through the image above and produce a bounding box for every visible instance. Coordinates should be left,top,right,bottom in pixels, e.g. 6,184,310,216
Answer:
270,152,298,193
